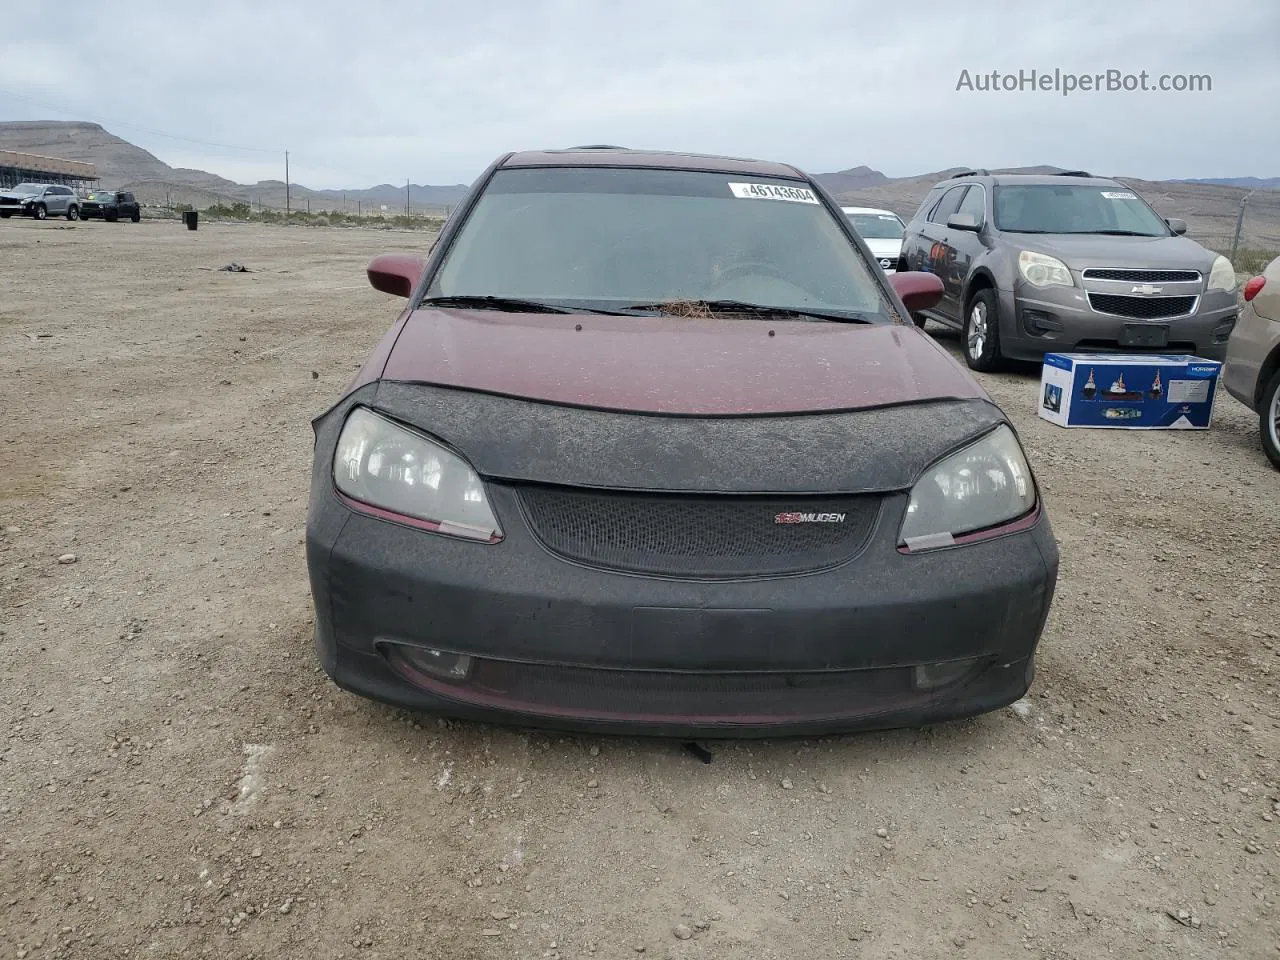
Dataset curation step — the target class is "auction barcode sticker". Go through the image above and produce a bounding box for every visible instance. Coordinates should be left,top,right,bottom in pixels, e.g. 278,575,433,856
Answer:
728,182,820,204
1101,191,1137,200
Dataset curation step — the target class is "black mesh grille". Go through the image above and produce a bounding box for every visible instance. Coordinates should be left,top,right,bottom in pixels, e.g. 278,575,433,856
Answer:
461,658,920,720
1083,268,1201,283
1088,293,1197,319
516,485,880,578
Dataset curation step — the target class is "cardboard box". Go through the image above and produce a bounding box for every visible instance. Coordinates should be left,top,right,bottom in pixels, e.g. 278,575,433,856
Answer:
1037,353,1222,429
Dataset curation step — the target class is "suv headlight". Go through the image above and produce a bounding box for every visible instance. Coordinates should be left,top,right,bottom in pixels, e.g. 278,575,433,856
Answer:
1207,255,1236,293
1018,250,1072,288
333,406,501,542
899,425,1037,551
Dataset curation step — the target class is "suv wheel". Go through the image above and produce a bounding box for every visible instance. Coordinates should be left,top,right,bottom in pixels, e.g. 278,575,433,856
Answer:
67,204,79,221
33,204,47,220
130,210,140,223
963,289,1004,372
1261,369,1280,471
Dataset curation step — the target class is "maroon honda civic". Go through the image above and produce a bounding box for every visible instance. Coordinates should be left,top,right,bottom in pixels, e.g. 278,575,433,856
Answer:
305,147,1059,737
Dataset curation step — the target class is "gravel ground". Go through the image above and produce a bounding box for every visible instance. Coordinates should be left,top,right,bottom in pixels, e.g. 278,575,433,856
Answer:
2,219,1277,960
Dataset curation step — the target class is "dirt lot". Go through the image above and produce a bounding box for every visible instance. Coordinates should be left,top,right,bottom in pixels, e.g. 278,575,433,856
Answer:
2,219,1277,960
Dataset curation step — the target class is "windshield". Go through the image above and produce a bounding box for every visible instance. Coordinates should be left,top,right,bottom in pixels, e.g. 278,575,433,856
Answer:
426,167,891,321
994,184,1170,236
90,192,115,200
845,212,904,239
8,183,43,196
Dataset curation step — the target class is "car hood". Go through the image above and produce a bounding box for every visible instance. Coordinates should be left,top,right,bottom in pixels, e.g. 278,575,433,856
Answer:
1012,233,1216,271
863,238,903,260
378,308,985,415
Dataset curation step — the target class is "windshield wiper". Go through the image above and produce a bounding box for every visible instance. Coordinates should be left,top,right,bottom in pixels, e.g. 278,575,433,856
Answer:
418,295,645,316
621,299,875,323
1091,230,1163,237
418,295,577,314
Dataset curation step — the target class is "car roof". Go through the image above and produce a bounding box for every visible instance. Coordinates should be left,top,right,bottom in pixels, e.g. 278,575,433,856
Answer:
501,147,805,179
941,172,1121,189
841,206,901,216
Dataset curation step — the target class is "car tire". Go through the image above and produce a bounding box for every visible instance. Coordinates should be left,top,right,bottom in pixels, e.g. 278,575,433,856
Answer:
106,212,117,222
130,211,140,223
67,205,79,221
1261,369,1280,471
34,204,47,221
963,289,1004,372
0,211,9,219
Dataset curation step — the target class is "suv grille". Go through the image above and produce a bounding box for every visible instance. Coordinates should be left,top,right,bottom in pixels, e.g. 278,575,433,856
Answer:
1088,293,1198,319
1082,268,1201,283
516,485,880,578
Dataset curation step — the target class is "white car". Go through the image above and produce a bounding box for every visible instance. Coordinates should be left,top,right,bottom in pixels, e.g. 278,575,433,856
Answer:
841,206,906,274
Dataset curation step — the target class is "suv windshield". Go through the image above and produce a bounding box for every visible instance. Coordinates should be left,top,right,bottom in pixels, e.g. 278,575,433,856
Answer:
994,184,1170,236
845,212,904,239
9,183,43,196
90,192,115,200
426,167,890,321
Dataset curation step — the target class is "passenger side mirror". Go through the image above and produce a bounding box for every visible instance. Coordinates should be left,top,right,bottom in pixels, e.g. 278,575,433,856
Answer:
367,254,425,298
1165,217,1187,235
946,213,981,232
888,271,945,313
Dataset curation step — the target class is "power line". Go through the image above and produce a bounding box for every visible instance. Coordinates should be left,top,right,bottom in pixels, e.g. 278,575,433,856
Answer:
0,87,279,154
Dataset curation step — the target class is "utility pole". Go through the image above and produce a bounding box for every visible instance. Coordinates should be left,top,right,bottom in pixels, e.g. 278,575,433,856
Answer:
285,150,290,217
1229,190,1253,266
357,200,361,217
405,179,410,219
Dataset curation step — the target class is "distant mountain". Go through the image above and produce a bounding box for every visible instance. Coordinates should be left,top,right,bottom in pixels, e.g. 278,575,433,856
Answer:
0,120,469,213
812,165,889,194
1172,177,1280,191
3,122,1277,245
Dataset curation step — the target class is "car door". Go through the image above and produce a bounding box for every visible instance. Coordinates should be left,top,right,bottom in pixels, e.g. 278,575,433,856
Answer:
52,187,71,215
912,185,969,323
939,184,988,317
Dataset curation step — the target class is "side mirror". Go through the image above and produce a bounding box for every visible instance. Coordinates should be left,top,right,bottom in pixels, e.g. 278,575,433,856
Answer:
888,271,945,313
1165,217,1187,235
367,253,425,298
946,212,981,232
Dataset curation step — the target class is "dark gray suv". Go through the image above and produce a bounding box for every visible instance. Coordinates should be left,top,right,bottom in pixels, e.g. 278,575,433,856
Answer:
898,171,1239,370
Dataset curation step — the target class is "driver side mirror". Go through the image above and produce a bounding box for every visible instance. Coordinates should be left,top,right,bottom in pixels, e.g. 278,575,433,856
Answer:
367,254,425,298
946,212,982,232
1165,217,1187,235
888,271,944,313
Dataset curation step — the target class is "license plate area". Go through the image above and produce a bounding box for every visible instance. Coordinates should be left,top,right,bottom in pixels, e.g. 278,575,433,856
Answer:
1119,323,1170,347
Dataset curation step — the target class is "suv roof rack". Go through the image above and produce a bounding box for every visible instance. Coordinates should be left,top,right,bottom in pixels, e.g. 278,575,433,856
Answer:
946,168,988,179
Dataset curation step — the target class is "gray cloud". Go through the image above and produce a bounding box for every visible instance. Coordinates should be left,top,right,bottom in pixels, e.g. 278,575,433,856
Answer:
2,0,1277,188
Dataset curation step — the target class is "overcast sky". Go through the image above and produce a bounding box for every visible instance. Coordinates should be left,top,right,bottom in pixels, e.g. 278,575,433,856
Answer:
2,0,1277,190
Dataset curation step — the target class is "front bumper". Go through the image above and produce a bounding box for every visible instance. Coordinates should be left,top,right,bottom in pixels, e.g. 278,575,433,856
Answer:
999,283,1237,362
307,482,1059,738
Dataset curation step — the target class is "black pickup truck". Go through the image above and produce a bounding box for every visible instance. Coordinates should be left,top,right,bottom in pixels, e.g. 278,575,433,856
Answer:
79,190,141,222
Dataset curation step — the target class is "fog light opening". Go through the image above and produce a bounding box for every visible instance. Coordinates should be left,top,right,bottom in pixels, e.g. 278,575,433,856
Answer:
382,642,474,684
912,658,982,691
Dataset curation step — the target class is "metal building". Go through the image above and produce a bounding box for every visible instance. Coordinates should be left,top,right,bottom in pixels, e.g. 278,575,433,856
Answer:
0,150,99,191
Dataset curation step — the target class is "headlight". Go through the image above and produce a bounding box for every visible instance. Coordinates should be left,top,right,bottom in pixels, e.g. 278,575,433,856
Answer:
1207,255,1236,293
899,425,1036,551
333,406,501,542
1018,250,1072,288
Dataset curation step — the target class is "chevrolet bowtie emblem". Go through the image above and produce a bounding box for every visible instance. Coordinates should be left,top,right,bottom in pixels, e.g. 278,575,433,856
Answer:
1131,284,1163,295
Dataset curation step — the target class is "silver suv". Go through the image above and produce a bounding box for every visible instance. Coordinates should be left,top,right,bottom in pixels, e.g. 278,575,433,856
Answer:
898,171,1239,371
0,182,81,221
